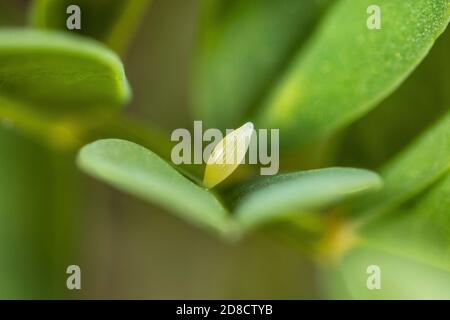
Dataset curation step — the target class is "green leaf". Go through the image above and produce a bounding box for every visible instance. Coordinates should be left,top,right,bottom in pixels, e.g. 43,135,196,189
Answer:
353,111,450,222
342,130,450,293
0,127,54,298
360,172,450,272
257,0,450,147
193,0,330,128
30,0,151,54
0,29,131,145
233,168,382,229
337,29,450,169
77,139,232,236
0,28,130,117
336,247,450,299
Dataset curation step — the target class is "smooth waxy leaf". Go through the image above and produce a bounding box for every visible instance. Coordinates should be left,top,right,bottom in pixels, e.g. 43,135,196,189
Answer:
336,247,450,299
339,114,450,294
360,172,450,272
0,29,130,118
30,0,151,53
338,30,450,169
193,0,330,128
257,0,450,147
77,139,232,236
233,168,382,229
353,111,450,222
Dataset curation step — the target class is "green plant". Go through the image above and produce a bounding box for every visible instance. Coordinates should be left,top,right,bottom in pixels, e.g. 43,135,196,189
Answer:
0,0,449,299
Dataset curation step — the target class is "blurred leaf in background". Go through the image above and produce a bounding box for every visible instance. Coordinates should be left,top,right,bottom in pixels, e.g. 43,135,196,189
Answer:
336,247,450,299
0,1,81,299
193,0,331,129
362,172,450,273
0,29,130,145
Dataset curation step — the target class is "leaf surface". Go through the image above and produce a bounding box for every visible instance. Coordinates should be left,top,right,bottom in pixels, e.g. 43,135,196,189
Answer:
353,111,450,221
337,30,450,169
77,139,232,236
0,29,130,118
234,168,382,228
336,247,450,299
360,172,450,272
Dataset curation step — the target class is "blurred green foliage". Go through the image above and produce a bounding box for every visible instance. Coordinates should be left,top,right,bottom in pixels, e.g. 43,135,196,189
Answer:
0,29,130,115
257,0,449,148
193,0,331,129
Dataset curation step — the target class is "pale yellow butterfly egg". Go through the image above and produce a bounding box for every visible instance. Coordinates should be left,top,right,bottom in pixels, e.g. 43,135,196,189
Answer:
203,122,254,188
